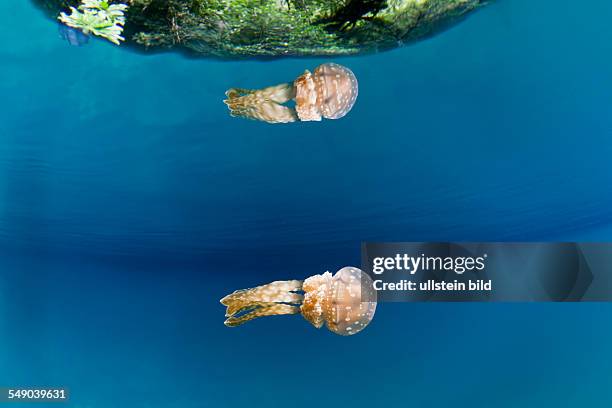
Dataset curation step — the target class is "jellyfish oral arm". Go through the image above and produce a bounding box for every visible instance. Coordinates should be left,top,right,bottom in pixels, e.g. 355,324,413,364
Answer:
223,83,298,124
223,303,302,327
261,83,297,104
220,280,304,326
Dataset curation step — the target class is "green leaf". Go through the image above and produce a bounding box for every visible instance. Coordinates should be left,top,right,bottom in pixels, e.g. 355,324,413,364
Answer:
58,1,128,45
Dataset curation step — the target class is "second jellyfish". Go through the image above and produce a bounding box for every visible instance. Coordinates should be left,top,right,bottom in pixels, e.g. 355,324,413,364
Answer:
223,63,359,124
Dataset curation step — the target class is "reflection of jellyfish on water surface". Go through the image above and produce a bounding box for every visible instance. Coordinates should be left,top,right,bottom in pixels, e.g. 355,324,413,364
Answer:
221,267,377,336
58,23,89,46
224,63,359,124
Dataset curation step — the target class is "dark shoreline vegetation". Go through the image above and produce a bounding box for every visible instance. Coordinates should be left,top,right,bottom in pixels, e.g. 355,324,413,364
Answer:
34,0,489,58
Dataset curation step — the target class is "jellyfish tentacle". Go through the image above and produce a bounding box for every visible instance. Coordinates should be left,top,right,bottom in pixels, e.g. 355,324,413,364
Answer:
225,300,292,318
259,83,296,104
223,83,298,124
224,301,269,318
223,295,304,318
221,280,303,305
224,88,250,99
220,280,304,319
224,303,301,327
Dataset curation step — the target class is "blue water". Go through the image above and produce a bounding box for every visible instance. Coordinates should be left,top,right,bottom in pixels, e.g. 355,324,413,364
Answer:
2,0,612,406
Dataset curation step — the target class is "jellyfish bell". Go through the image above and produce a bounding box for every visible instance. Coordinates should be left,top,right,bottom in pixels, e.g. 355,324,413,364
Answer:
223,63,358,124
220,267,377,336
295,63,359,121
302,267,377,336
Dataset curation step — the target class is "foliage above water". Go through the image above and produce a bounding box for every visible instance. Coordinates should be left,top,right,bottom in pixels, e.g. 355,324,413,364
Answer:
40,0,488,57
58,0,128,45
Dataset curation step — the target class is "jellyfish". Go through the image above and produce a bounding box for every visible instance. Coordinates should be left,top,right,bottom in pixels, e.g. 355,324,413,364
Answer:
220,267,377,336
223,63,359,124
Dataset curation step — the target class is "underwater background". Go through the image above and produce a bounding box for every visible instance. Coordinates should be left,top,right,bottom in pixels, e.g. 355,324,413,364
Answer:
2,0,612,407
